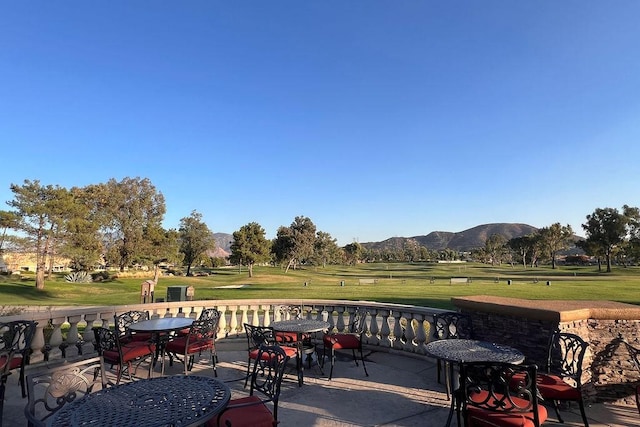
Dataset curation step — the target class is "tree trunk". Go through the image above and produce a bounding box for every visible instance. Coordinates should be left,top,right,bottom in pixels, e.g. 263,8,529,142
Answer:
36,265,46,290
248,263,254,277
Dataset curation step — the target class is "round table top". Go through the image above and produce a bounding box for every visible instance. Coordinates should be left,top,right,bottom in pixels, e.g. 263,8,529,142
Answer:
48,375,230,427
425,339,524,364
271,319,330,333
129,317,194,333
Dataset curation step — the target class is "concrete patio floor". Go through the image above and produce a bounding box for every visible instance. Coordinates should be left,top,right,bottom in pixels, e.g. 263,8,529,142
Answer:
2,337,638,426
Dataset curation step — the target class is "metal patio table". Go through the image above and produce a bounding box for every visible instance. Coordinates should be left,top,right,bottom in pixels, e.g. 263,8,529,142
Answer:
271,319,329,386
425,339,525,427
47,374,231,427
129,317,194,375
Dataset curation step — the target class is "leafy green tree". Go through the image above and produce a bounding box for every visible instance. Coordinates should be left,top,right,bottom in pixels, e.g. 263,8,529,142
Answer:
581,206,638,272
229,222,271,277
7,180,70,289
0,210,20,254
343,242,362,265
179,210,215,276
484,234,507,266
85,177,166,271
508,233,539,268
312,231,341,267
538,223,573,269
272,216,317,272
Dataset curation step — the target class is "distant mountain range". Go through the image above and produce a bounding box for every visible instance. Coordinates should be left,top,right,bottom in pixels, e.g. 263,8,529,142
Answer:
362,223,539,252
213,223,541,254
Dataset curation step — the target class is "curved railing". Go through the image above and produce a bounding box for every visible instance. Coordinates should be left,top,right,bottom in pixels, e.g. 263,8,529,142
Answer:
0,299,449,364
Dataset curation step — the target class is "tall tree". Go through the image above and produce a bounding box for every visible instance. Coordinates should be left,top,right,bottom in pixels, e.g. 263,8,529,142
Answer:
343,242,362,265
312,231,341,267
272,216,317,273
6,180,70,289
538,223,573,269
178,210,215,276
85,177,166,271
0,210,20,254
581,206,635,273
484,234,507,266
229,222,271,277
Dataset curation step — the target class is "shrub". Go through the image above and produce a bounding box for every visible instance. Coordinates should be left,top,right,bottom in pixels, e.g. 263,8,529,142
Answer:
91,271,110,282
65,271,93,283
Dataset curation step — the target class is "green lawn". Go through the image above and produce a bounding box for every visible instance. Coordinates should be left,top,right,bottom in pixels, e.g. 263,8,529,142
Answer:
2,263,639,310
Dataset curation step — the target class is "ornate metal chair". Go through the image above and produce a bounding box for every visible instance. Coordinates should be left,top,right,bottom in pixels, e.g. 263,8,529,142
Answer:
460,361,547,427
93,327,155,384
622,339,640,415
208,345,290,427
432,312,473,398
24,356,108,427
243,324,297,388
0,347,15,427
274,305,305,345
177,307,221,337
0,320,37,398
114,310,151,343
536,331,589,426
321,308,369,380
166,316,220,376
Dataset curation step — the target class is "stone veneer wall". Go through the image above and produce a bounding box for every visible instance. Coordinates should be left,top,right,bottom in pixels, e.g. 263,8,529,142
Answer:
452,296,640,407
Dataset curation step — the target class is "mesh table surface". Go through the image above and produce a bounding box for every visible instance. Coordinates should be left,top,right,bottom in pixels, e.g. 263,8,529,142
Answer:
48,375,231,427
425,339,525,364
270,319,329,333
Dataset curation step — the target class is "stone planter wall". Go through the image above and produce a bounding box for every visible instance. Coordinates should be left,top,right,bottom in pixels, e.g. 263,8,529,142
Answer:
453,296,640,407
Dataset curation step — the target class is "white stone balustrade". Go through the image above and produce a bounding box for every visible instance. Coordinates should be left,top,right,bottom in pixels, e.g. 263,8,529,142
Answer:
0,299,448,366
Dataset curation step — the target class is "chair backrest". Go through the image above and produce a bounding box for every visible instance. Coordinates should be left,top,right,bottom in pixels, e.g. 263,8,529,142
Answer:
244,324,275,351
249,345,290,421
0,320,37,358
433,312,473,340
187,319,218,344
198,308,221,322
348,308,368,334
460,361,542,427
546,331,588,386
1,347,14,378
93,327,119,356
276,305,302,320
114,310,149,338
25,356,108,427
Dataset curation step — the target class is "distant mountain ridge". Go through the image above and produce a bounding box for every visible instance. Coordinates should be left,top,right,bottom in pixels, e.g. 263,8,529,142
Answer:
214,223,540,253
362,223,538,252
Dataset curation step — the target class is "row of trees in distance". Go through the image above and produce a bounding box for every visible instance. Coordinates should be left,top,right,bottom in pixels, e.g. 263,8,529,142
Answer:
1,178,638,289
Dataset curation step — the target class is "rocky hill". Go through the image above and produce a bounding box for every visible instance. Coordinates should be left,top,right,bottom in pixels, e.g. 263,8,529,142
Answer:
362,223,538,252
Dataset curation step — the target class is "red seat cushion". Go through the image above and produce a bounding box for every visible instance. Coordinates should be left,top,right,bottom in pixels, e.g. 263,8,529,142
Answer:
274,331,310,344
211,395,276,427
536,374,582,400
466,391,548,427
166,337,213,354
104,341,155,364
249,346,297,360
324,333,360,349
8,355,23,370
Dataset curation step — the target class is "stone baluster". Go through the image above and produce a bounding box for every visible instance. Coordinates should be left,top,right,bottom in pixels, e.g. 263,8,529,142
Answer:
239,305,250,330
228,305,240,336
335,306,347,333
402,312,417,353
414,313,428,355
378,309,392,348
367,309,379,346
65,314,82,358
48,316,66,360
99,311,113,328
216,305,228,338
264,304,273,326
82,312,99,354
391,310,404,351
30,321,47,363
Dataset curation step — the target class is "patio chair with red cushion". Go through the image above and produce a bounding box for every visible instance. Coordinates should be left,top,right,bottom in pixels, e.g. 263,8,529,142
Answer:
114,310,152,343
208,345,290,427
166,316,220,376
93,326,155,384
321,308,369,380
0,320,37,398
243,324,297,388
536,331,589,426
460,361,547,427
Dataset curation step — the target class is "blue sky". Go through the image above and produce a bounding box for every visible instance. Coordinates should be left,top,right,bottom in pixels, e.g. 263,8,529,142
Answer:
2,2,639,246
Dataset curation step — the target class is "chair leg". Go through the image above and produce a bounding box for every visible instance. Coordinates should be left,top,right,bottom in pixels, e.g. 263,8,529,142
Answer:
578,399,590,427
244,357,252,388
328,347,336,380
20,366,27,398
552,400,564,423
211,349,218,377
